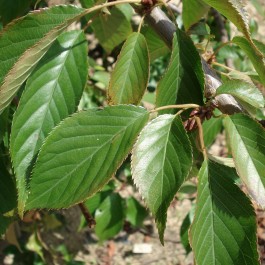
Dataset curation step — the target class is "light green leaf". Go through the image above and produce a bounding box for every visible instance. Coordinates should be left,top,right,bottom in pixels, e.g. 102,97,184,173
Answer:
156,30,204,115
215,80,264,108
233,36,265,85
201,0,250,40
182,0,210,30
126,196,148,227
26,105,149,210
108,32,149,105
95,193,124,241
203,117,223,147
190,160,259,265
0,5,86,113
142,26,170,62
132,114,192,244
224,114,265,207
10,30,88,215
91,6,132,53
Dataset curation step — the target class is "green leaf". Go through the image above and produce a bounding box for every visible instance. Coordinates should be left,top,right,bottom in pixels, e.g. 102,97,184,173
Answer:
0,107,9,144
190,160,259,265
201,0,250,40
224,114,265,207
10,30,88,215
132,114,192,244
180,206,195,254
142,26,170,62
215,80,264,108
203,117,223,147
182,0,210,30
0,0,31,25
91,6,132,53
156,30,204,115
0,5,85,113
108,32,149,105
126,196,148,227
26,105,149,210
95,193,124,241
0,156,16,235
233,36,265,85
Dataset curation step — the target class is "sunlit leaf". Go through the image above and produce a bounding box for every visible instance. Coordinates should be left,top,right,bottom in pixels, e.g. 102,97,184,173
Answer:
224,113,265,207
108,32,149,105
0,5,85,113
132,114,192,243
10,30,88,215
216,80,264,108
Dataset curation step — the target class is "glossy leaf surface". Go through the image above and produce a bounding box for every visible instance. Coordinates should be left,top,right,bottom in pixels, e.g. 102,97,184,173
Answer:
216,80,264,108
156,30,204,115
0,5,85,113
190,160,259,265
10,30,88,214
132,114,192,243
224,114,265,207
26,105,149,210
108,32,149,105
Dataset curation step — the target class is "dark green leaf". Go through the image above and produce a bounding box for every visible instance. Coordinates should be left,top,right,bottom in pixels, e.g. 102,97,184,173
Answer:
190,160,259,265
126,196,148,227
156,30,204,115
26,105,149,210
224,114,265,207
95,193,124,241
0,156,16,235
0,5,85,113
108,32,149,105
10,30,88,215
132,114,192,243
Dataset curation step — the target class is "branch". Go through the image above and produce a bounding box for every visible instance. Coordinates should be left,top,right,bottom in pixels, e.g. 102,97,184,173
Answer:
145,7,244,115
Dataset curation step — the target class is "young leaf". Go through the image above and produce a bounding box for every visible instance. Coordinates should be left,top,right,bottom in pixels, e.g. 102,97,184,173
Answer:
215,80,264,108
0,5,85,113
156,30,204,115
95,193,124,241
224,113,265,207
91,6,132,53
182,0,210,30
132,114,192,244
233,36,265,85
108,32,149,105
26,105,149,210
201,0,250,40
10,30,88,215
190,160,259,265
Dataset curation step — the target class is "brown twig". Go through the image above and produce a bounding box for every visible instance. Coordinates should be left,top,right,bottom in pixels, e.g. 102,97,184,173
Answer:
78,203,96,228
